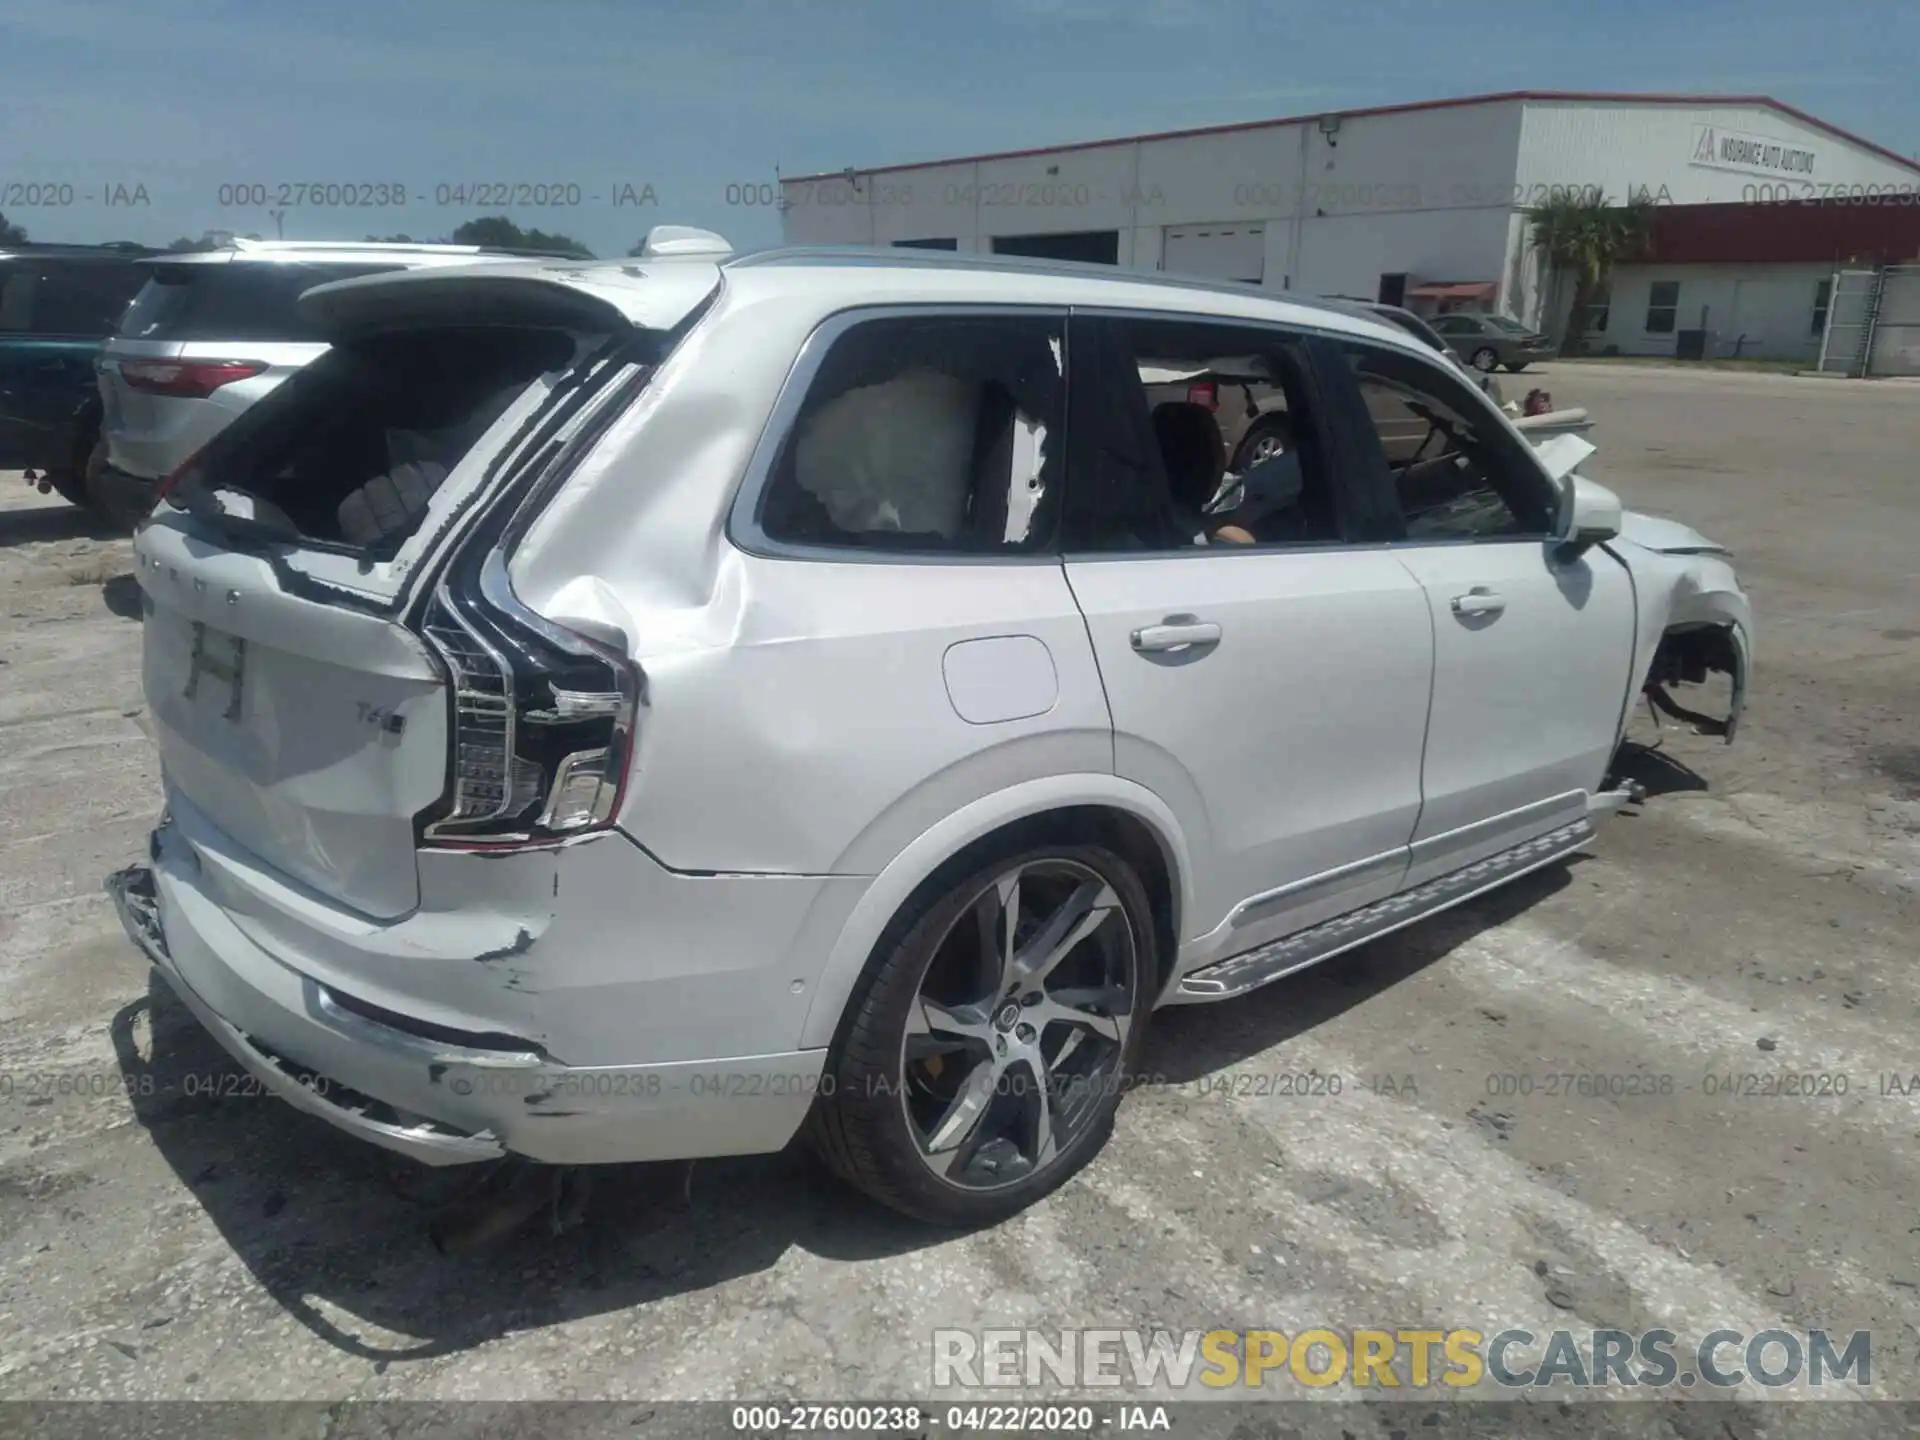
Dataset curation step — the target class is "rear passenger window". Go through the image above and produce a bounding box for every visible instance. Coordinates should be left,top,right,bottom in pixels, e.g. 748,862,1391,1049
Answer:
1338,341,1558,541
119,262,402,342
1060,313,1342,553
31,261,151,334
756,313,1064,554
0,267,34,331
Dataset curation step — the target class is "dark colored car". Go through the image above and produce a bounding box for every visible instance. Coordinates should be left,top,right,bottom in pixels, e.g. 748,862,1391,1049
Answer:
0,243,157,510
1429,311,1557,372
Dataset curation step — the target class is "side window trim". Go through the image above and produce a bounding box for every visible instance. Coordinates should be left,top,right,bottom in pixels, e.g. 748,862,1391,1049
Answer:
726,303,1072,567
1059,304,1375,560
1299,334,1406,545
1327,334,1566,546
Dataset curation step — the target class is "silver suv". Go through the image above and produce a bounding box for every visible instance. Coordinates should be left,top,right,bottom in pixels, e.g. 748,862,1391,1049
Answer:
91,239,573,525
109,236,1751,1227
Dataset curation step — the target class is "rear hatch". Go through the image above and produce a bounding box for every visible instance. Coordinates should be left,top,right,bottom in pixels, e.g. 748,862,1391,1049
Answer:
136,259,721,919
101,257,414,481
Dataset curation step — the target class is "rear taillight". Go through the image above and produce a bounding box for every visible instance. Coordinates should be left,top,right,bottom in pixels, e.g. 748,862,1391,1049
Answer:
119,358,266,399
419,554,642,849
1187,381,1219,411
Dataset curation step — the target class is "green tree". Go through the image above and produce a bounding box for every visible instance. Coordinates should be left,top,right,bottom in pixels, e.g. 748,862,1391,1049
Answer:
1526,193,1655,357
449,215,593,258
0,212,28,246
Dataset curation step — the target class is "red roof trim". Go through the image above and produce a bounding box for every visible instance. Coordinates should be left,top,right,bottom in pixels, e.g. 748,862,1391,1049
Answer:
784,90,1920,183
1644,201,1920,265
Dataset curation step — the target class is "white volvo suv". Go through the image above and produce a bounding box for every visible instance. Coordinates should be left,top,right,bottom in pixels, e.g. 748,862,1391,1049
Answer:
108,231,1752,1226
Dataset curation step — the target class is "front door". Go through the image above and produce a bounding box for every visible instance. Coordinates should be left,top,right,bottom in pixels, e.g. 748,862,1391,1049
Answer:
1322,332,1636,888
1060,313,1433,969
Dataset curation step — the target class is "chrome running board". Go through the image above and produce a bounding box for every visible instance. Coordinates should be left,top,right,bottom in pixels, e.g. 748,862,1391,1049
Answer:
1175,818,1594,1001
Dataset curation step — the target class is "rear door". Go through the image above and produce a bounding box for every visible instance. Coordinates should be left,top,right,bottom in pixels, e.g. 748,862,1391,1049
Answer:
1060,312,1431,967
0,259,145,470
0,258,39,467
1428,313,1476,365
135,261,720,919
1321,335,1635,888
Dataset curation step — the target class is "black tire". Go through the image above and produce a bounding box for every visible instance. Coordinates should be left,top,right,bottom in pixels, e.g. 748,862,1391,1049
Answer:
808,840,1157,1227
79,438,135,530
42,468,91,510
53,407,108,514
1229,416,1291,474
1470,346,1500,373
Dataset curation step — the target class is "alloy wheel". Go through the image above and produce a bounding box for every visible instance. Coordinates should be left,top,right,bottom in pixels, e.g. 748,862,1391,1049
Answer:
897,857,1140,1191
1244,431,1285,466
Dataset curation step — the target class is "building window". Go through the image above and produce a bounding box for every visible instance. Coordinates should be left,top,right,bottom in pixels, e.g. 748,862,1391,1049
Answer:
894,237,958,251
1645,280,1680,335
1377,273,1408,307
1811,278,1832,336
1582,281,1611,335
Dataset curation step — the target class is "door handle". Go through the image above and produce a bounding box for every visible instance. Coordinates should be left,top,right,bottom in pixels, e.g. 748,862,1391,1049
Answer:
1450,588,1506,618
1131,617,1222,652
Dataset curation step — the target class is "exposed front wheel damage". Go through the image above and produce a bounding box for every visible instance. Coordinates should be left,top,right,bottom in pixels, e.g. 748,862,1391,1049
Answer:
1643,622,1748,744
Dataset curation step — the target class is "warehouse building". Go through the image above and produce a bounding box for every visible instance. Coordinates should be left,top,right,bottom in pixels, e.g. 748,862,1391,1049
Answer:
779,90,1920,362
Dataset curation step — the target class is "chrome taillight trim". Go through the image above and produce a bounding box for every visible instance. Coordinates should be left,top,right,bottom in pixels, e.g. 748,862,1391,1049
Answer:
411,348,658,846
419,586,520,834
478,548,640,733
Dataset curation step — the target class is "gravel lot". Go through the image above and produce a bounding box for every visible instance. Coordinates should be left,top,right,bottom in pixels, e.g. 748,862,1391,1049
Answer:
2,364,1917,1419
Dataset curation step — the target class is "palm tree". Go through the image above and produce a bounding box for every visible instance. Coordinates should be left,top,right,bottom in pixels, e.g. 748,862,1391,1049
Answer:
1526,193,1655,356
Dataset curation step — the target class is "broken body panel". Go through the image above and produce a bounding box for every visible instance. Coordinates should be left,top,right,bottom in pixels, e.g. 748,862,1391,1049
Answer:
111,252,1753,1176
1610,508,1753,743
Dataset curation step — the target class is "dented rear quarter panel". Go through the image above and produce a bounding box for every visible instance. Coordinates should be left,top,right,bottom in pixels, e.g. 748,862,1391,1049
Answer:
504,278,1117,880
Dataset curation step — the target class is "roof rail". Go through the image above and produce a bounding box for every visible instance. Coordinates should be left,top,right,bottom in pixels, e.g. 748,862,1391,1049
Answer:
225,237,593,260
0,240,161,258
228,238,483,254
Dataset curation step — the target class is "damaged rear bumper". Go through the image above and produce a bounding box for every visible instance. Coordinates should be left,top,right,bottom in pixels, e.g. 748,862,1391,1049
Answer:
106,816,832,1169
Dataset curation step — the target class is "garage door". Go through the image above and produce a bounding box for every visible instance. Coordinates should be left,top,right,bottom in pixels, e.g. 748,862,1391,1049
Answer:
1162,223,1265,285
991,231,1119,265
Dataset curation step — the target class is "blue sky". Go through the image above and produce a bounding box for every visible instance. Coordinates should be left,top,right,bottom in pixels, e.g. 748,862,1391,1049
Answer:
3,0,1915,256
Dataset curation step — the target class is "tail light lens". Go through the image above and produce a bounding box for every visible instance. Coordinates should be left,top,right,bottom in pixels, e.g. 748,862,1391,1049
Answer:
1186,380,1219,411
419,553,641,848
119,358,266,399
